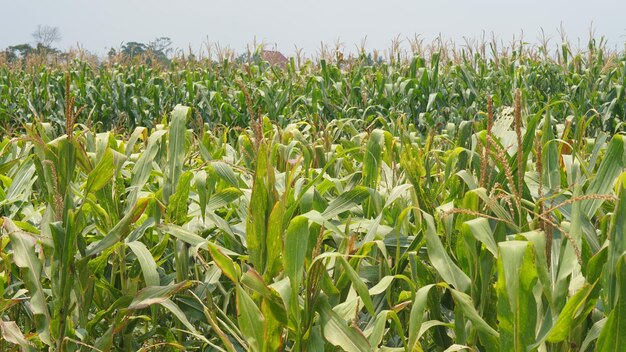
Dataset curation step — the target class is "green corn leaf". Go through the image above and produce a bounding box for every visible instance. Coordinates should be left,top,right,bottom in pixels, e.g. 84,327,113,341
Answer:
126,241,160,287
0,321,36,352
167,171,193,225
160,299,204,337
545,283,597,342
497,241,538,352
124,126,147,157
236,284,266,352
265,200,285,280
605,173,626,310
448,287,499,338
582,135,625,217
409,284,437,350
126,130,167,211
578,318,606,352
128,281,192,310
211,161,240,187
423,212,471,292
337,256,375,316
4,219,50,345
84,147,115,195
362,129,384,217
164,104,190,203
596,254,626,351
159,223,239,256
542,113,560,194
4,158,36,204
195,170,208,220
322,186,370,219
319,297,371,352
207,242,241,283
85,196,151,256
247,142,270,274
284,215,309,289
206,187,243,212
462,217,498,257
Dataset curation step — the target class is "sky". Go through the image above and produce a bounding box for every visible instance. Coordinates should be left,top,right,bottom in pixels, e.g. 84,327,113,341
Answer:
2,0,625,57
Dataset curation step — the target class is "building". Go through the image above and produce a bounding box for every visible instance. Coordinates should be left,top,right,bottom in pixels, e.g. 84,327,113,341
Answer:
261,50,289,67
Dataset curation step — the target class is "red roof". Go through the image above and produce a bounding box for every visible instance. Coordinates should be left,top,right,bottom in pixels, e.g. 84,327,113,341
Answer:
261,50,288,67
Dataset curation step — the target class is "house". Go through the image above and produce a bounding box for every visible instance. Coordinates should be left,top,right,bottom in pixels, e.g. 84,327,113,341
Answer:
261,50,289,67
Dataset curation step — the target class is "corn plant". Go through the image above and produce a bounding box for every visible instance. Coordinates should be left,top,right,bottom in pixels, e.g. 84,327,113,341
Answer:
1,38,625,133
1,42,626,351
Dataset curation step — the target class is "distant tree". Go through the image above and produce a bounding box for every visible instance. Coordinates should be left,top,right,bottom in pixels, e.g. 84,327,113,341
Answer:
9,44,35,57
121,42,148,58
1,49,16,63
235,52,251,64
2,44,34,62
149,37,172,56
32,25,62,48
120,38,172,64
1,25,61,63
148,37,173,64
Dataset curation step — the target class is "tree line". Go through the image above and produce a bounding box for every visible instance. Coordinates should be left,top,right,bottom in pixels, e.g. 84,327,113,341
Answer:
2,25,173,65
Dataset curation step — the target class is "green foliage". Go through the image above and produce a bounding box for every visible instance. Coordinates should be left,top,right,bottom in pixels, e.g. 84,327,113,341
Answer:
2,37,626,133
1,44,626,350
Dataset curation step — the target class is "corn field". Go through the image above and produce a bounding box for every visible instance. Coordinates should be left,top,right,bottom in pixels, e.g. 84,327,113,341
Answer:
1,40,626,351
1,40,625,133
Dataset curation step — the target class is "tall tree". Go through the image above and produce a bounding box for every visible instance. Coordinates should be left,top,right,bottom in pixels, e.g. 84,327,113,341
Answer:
32,25,62,48
121,42,148,58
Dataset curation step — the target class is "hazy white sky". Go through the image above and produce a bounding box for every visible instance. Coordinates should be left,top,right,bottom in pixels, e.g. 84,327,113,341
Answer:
2,0,625,56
